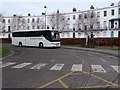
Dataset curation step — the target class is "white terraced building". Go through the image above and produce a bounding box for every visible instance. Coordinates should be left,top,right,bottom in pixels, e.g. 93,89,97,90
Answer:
0,2,120,38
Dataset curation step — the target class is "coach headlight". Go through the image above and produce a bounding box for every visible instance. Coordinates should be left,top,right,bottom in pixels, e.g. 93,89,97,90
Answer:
51,43,60,46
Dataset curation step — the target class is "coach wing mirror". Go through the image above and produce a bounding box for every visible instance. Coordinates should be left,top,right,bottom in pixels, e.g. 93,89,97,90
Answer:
41,35,44,37
51,32,54,36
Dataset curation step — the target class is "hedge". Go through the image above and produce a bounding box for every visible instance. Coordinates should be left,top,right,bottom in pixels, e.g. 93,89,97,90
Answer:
61,38,120,47
1,38,120,47
1,38,12,43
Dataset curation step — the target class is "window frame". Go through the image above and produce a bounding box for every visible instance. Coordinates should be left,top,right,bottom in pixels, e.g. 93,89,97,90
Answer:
104,11,107,17
111,9,114,16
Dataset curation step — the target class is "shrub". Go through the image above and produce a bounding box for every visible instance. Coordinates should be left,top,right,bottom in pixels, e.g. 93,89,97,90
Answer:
61,38,120,47
1,38,12,43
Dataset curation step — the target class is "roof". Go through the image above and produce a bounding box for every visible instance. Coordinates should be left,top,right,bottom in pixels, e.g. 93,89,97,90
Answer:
109,18,120,21
12,29,58,32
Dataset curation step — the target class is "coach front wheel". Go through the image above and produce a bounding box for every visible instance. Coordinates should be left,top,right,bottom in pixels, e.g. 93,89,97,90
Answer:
19,42,22,47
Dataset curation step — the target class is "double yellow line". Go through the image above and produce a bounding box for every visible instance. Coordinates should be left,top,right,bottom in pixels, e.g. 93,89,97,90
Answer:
83,71,120,88
79,85,115,88
35,71,74,90
35,57,119,89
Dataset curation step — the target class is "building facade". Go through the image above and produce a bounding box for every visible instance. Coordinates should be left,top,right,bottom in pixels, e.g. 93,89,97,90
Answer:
0,2,120,38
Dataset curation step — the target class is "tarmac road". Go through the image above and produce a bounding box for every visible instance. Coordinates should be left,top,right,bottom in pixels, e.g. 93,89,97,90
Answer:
2,44,120,89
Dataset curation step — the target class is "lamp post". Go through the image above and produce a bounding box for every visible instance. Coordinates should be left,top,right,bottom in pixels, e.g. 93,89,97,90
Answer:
44,6,47,29
42,6,47,29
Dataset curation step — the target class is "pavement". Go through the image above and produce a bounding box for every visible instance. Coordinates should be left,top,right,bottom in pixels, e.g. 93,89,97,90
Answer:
62,46,120,58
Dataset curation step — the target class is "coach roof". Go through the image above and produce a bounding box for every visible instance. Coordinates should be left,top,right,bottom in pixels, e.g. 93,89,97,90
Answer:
12,29,58,32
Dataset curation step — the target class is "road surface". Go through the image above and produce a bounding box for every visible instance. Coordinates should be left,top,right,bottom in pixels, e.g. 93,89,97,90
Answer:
2,44,120,89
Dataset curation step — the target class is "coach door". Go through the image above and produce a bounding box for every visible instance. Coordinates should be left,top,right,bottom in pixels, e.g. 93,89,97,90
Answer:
118,31,120,37
25,37,29,46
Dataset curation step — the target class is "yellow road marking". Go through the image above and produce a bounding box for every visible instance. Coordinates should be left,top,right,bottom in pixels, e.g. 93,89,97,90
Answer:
35,71,74,90
58,79,69,88
35,57,119,89
83,71,119,88
70,72,84,76
35,58,85,90
35,79,58,89
79,85,114,88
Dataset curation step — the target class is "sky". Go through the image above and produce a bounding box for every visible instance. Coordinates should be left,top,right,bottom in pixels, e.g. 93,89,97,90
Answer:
0,0,119,16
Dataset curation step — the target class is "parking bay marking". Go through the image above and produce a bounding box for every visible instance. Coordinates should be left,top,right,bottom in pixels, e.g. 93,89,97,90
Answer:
91,65,106,73
35,71,74,89
111,65,120,73
1,62,120,74
0,62,16,68
36,70,119,89
84,71,119,88
12,63,32,68
71,64,82,71
50,64,64,70
31,63,47,69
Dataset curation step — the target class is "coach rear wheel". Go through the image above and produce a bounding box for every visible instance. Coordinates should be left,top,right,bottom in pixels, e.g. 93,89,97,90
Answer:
39,43,43,48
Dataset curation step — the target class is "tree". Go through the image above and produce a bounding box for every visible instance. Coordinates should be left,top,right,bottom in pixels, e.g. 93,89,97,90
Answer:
0,14,6,38
11,15,45,31
10,15,27,31
0,14,4,32
48,10,70,32
76,9,99,46
31,17,45,29
73,7,77,12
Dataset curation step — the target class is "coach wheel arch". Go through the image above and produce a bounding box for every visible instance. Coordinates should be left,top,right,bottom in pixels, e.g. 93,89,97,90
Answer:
39,42,44,48
19,42,22,47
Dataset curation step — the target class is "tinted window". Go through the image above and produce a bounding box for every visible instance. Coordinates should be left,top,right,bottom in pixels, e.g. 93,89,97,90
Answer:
12,31,42,37
41,31,51,41
12,30,60,42
51,31,60,42
119,8,120,14
12,32,26,37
